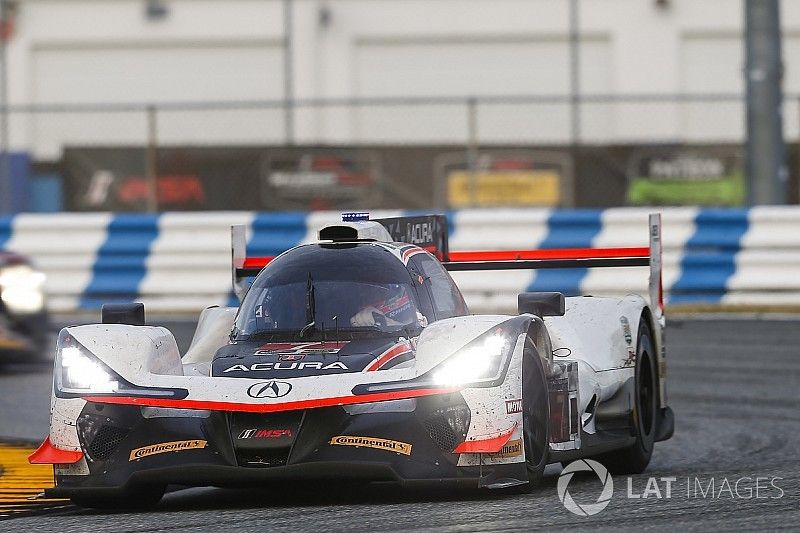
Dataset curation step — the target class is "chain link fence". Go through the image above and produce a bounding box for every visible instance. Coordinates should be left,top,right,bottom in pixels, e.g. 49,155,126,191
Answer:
2,93,800,211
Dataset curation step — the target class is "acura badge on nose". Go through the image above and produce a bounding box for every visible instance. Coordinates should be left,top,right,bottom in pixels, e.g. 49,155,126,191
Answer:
247,380,292,399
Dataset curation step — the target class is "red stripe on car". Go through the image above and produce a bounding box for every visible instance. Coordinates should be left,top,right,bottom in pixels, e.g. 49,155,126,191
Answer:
84,387,457,414
364,343,413,372
447,247,649,262
401,246,427,263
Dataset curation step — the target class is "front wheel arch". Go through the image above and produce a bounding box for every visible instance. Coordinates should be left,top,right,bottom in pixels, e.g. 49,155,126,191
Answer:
594,314,657,474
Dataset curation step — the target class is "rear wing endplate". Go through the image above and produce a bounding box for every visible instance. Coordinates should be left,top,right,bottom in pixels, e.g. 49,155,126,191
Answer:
231,224,249,301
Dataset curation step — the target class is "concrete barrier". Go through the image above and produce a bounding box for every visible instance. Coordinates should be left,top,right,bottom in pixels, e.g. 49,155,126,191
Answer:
2,208,798,314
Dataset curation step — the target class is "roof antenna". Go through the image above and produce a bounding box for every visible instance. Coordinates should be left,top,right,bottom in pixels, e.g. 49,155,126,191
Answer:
333,315,340,348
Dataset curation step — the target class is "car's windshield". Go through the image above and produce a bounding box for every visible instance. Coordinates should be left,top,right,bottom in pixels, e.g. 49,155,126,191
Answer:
233,244,428,341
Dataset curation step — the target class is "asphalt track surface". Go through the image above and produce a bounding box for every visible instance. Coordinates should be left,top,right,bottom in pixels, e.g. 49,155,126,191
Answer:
1,317,798,531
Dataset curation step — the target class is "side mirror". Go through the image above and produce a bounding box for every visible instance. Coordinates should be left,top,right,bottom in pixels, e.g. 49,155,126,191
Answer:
101,303,145,326
518,292,565,317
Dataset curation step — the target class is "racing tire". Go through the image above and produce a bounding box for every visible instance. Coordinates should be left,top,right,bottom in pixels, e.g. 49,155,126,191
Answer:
512,336,550,493
69,485,166,510
595,316,657,475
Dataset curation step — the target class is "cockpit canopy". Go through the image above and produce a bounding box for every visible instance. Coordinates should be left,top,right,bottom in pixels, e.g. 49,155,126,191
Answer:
234,243,467,340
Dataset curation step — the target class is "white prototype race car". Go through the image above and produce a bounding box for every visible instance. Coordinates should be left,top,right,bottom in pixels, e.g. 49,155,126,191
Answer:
30,212,674,508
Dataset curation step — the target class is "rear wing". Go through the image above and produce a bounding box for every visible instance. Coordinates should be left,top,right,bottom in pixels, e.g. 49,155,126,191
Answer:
441,213,664,319
232,213,663,318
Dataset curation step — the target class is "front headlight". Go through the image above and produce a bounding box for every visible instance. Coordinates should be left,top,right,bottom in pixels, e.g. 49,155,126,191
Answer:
55,331,121,395
350,317,528,396
54,329,188,399
0,265,46,314
431,328,516,387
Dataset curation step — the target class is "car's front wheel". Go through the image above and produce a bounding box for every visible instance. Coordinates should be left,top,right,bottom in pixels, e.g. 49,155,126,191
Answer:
517,336,550,491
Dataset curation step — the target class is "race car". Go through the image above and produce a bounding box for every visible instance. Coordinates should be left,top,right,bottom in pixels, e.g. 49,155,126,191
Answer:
0,250,49,364
30,212,673,508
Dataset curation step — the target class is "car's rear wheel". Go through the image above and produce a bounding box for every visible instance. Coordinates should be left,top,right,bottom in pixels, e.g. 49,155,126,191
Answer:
595,316,657,474
70,484,166,510
516,336,549,492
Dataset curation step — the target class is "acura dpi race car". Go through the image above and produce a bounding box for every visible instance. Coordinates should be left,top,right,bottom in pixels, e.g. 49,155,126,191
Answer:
30,213,674,508
0,250,49,364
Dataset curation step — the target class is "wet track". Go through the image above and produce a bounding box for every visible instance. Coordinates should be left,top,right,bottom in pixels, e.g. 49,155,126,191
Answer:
1,317,798,531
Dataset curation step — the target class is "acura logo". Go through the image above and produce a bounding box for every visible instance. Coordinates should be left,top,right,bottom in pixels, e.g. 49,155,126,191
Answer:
247,380,292,399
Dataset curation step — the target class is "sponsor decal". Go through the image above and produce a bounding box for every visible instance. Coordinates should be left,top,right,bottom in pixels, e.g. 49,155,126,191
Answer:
225,361,349,373
247,380,292,399
238,428,293,440
623,347,637,367
553,347,572,358
254,341,347,356
278,353,305,362
376,293,411,315
490,438,523,459
329,435,412,456
129,439,207,461
619,316,633,345
379,216,444,254
505,399,523,414
406,222,434,245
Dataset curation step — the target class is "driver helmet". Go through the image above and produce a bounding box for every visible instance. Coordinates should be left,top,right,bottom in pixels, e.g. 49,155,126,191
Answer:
365,283,415,325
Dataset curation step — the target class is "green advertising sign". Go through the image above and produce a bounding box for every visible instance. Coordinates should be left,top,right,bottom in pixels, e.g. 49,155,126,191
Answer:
627,152,745,206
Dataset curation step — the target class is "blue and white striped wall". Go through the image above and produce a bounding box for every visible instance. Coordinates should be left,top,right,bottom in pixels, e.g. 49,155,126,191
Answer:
2,208,798,314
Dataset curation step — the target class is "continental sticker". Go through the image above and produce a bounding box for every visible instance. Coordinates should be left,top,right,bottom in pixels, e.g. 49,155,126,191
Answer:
129,439,207,461
490,438,523,459
329,435,412,456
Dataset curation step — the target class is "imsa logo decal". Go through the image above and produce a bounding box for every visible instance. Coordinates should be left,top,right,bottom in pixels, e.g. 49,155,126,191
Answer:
238,429,292,439
129,439,207,461
329,435,412,456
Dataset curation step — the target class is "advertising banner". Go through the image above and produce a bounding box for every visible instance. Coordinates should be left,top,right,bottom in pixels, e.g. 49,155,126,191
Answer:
261,153,383,210
436,151,570,208
62,148,383,211
627,150,745,206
